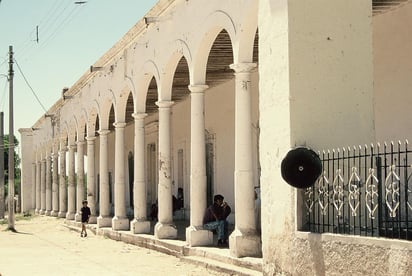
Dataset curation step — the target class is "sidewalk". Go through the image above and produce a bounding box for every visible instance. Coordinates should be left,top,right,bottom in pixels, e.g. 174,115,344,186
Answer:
66,218,263,276
0,215,262,276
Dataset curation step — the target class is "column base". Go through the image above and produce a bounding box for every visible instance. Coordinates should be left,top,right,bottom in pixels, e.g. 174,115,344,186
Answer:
154,222,177,239
58,211,67,218
97,216,112,228
88,215,97,224
35,209,41,214
229,229,262,258
112,216,130,231
45,210,52,216
186,225,213,247
39,209,46,215
130,219,150,234
74,213,82,222
65,212,75,220
51,210,59,217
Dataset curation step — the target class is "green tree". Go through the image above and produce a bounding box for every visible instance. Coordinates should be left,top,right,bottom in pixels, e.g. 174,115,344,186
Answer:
3,134,21,196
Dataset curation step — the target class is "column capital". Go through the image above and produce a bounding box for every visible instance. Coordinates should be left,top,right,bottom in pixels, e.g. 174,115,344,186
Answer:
230,62,257,73
98,129,110,136
76,140,86,146
188,84,209,93
68,144,77,150
132,113,148,120
114,122,127,128
155,100,174,108
86,136,96,142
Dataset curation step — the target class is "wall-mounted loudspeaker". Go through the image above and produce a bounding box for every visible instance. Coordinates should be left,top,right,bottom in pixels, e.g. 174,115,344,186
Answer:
281,147,322,189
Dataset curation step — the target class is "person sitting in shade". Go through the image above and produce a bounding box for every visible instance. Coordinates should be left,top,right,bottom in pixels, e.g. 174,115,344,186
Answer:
203,194,231,247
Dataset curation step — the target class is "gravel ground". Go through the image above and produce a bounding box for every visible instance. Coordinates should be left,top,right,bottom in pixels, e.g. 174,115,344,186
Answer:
0,215,229,276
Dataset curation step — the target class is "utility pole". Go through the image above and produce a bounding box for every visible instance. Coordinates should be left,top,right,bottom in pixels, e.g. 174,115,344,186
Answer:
8,45,15,232
0,112,4,219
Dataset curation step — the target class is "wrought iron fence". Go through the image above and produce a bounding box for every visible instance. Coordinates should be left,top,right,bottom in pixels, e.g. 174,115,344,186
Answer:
305,141,412,240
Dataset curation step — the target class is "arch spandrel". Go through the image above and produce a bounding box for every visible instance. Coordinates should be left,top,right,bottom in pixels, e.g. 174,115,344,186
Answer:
161,49,192,102
133,60,161,113
86,104,99,138
191,10,237,84
235,1,258,63
76,111,87,142
98,92,116,131
115,86,134,123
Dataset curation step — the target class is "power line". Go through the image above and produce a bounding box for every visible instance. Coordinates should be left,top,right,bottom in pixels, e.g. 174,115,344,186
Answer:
40,5,81,47
17,0,73,60
13,58,48,113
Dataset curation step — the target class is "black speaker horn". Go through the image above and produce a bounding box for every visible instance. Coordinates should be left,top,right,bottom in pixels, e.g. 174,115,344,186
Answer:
281,147,322,189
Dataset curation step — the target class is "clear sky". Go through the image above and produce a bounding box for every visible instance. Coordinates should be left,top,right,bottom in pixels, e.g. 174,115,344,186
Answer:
0,0,158,147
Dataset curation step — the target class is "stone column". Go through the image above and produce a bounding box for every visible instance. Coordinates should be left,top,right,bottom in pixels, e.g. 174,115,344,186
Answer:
45,153,52,215
31,162,36,214
112,122,129,230
66,144,76,220
97,130,111,228
229,62,261,258
86,136,97,224
58,147,67,218
40,157,46,215
154,101,177,239
75,140,85,222
130,113,150,234
51,151,59,217
185,85,213,246
35,159,41,214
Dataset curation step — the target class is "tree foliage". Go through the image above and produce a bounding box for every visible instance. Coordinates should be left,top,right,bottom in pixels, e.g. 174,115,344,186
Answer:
3,135,21,188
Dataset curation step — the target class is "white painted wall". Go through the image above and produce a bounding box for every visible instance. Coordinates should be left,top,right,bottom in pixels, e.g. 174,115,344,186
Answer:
373,3,412,142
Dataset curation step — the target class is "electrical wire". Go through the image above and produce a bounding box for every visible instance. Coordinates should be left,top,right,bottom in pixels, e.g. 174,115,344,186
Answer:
13,58,48,113
40,4,82,48
17,0,81,60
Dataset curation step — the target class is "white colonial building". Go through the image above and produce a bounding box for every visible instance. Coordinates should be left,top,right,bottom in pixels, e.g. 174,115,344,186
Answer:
19,0,412,275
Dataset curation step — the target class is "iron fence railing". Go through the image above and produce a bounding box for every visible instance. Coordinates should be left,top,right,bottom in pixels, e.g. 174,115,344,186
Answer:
305,141,412,240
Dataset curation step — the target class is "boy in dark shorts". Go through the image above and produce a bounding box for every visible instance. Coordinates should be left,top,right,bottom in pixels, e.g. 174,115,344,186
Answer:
80,200,91,237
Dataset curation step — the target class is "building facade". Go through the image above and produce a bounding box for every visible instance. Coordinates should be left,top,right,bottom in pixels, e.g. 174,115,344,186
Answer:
19,0,412,275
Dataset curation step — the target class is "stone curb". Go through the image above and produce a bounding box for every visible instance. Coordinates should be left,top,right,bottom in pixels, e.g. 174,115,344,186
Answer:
63,219,262,276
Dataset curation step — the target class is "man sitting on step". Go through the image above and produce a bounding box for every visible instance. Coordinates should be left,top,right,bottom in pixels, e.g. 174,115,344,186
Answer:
203,194,231,247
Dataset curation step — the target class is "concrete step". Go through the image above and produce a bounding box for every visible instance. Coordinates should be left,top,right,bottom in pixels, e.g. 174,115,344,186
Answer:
63,219,263,275
182,255,262,276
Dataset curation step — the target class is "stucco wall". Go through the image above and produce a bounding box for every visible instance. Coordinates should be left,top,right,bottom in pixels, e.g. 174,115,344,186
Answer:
257,0,409,275
373,3,412,142
19,129,34,212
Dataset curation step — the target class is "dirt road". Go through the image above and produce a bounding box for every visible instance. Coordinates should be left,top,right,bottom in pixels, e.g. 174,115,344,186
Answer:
0,215,228,276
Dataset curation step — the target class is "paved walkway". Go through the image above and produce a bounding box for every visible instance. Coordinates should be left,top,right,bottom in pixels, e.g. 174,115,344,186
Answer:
0,215,233,276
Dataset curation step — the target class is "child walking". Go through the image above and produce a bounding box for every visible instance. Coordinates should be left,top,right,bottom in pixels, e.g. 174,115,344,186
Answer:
80,200,91,237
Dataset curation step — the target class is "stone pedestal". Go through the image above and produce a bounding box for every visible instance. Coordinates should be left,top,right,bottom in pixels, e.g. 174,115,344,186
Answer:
112,216,129,231
186,225,213,247
66,212,75,220
75,213,82,222
130,219,150,234
97,216,112,228
58,211,67,218
88,215,97,224
154,222,177,239
229,229,262,258
51,211,58,217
